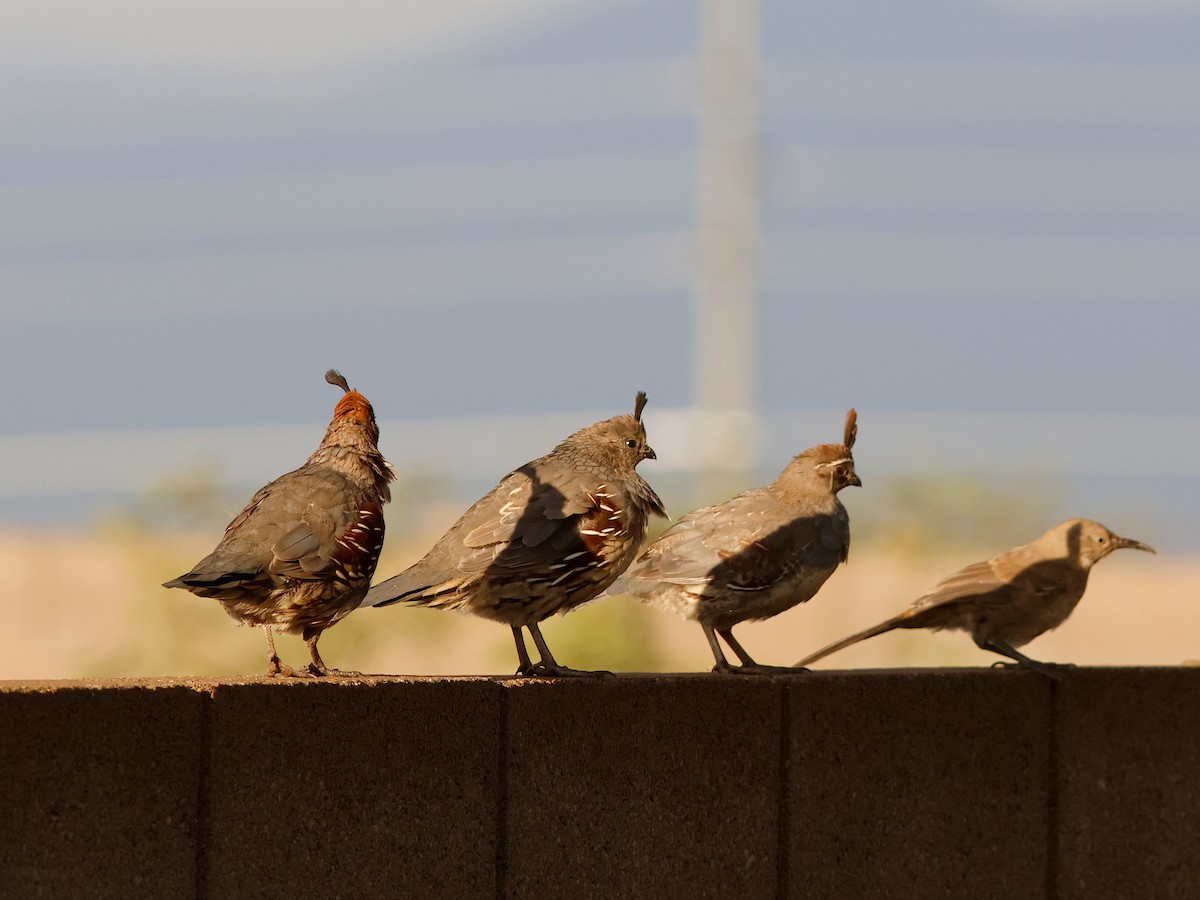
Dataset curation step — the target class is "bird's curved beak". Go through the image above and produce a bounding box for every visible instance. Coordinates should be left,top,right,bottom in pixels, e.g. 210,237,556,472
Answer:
643,446,657,461
1115,535,1155,554
848,473,862,488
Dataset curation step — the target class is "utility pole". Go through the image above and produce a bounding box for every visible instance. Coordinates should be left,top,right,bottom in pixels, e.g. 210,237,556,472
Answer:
693,0,761,499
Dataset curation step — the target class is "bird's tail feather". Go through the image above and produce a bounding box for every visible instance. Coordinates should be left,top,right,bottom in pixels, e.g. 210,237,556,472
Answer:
364,567,466,609
794,611,914,667
369,585,427,608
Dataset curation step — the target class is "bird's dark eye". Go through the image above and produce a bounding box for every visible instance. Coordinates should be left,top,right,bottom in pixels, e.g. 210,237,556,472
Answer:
624,439,638,449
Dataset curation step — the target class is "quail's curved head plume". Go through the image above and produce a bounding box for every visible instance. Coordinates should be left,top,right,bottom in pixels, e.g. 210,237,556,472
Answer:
611,408,861,674
366,391,665,677
795,518,1155,671
163,369,394,677
323,368,381,446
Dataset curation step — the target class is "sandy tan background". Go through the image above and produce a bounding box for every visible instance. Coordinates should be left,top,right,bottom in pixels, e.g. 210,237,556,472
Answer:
2,515,1189,680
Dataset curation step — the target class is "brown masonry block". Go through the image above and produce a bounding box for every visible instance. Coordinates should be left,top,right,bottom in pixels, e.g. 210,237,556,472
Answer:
202,676,503,900
7,668,1200,899
0,679,205,899
501,675,783,900
1055,667,1200,900
786,669,1053,900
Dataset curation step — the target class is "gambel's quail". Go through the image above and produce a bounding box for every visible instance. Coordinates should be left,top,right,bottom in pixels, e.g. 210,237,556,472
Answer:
611,409,860,673
795,518,1154,670
366,392,665,676
164,370,394,677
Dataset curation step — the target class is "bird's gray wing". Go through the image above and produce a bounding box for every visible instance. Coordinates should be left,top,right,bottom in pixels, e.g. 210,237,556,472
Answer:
166,468,357,598
624,491,845,593
263,470,366,580
163,482,282,596
908,559,1020,613
368,465,605,607
453,465,599,570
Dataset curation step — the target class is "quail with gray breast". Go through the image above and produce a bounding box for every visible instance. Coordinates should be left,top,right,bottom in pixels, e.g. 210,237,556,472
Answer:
611,409,861,673
795,518,1154,670
365,392,665,676
164,370,394,677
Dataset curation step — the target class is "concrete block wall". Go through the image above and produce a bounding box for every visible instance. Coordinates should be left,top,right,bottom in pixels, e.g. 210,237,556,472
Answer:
2,669,1198,899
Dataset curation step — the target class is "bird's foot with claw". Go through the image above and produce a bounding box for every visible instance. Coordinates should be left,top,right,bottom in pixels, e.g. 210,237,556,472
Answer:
266,660,311,678
990,660,1075,680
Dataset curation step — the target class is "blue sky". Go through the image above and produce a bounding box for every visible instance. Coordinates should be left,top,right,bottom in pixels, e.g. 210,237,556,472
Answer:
2,0,1199,546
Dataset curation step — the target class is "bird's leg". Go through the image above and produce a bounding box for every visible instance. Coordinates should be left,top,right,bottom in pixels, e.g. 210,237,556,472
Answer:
977,637,1072,677
716,627,809,675
304,628,360,678
703,623,737,673
522,622,611,677
262,626,300,678
512,626,536,676
718,627,760,667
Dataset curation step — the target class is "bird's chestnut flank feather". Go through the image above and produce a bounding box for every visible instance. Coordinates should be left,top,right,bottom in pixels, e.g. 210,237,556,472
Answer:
163,368,393,677
365,390,665,677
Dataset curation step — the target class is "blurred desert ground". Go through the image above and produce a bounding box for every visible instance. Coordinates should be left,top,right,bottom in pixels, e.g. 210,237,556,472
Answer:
1,467,1190,680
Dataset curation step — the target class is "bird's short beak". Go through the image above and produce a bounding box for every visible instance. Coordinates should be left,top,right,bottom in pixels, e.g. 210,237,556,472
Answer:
848,473,862,488
1116,536,1155,554
644,446,657,461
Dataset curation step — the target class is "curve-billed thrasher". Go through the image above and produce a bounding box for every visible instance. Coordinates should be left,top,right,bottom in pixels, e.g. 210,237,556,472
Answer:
795,518,1153,670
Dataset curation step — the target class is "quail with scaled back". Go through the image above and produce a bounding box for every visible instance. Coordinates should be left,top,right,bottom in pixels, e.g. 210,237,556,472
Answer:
611,409,860,673
795,518,1154,670
164,370,394,677
365,392,665,676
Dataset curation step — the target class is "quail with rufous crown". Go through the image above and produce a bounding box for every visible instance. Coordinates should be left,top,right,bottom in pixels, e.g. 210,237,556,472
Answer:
164,370,394,677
